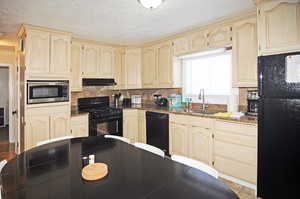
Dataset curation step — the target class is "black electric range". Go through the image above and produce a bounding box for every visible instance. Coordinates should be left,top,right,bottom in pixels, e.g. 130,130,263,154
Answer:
78,97,123,136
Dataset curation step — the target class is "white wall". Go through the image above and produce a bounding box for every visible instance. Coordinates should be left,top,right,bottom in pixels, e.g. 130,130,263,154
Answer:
0,67,9,126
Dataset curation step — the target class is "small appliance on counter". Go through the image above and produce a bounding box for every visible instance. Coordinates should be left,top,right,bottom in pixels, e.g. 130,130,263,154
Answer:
113,93,122,107
168,94,182,108
246,90,259,116
131,95,142,105
122,98,132,107
153,94,168,107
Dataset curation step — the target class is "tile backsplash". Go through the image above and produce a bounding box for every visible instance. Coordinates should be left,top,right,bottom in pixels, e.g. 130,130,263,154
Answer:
71,86,257,113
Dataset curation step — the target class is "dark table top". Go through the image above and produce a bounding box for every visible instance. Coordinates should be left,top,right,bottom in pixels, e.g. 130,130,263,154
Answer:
1,136,239,199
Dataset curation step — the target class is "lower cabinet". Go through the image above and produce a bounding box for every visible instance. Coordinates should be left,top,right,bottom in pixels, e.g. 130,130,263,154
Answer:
169,114,213,165
25,105,71,150
138,110,146,143
71,114,89,138
123,109,139,143
213,120,257,184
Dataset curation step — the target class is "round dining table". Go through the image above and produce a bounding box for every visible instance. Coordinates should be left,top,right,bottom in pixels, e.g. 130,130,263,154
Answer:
0,136,239,199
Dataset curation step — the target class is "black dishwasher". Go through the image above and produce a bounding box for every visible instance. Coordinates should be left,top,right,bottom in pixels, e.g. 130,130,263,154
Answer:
146,111,169,156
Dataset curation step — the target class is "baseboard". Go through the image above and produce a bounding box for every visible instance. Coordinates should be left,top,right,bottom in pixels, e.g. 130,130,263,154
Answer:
219,173,257,191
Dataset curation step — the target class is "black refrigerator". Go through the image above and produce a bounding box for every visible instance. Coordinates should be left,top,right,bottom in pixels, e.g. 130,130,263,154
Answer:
258,51,300,199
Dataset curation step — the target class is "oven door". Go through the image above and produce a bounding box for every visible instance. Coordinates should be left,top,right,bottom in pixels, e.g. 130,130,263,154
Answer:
90,117,123,137
27,81,69,104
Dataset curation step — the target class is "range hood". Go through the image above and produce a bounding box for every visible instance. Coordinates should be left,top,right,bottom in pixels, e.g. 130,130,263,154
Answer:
82,78,117,86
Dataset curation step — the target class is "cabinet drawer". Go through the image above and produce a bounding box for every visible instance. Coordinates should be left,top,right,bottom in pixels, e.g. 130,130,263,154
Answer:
27,105,70,115
215,120,257,136
189,116,213,129
123,109,138,117
71,115,88,124
170,114,189,125
214,156,257,184
214,140,257,166
215,130,257,148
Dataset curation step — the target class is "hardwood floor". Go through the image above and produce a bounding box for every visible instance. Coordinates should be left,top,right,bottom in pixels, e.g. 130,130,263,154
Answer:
220,178,260,199
0,127,16,161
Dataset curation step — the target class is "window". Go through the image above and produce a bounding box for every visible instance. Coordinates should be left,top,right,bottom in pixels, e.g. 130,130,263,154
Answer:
181,48,232,104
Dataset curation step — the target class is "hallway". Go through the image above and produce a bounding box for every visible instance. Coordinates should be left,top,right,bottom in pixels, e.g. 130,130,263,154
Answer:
0,127,16,161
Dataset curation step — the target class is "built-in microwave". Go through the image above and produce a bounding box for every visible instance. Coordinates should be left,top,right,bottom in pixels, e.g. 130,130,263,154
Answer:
27,80,69,104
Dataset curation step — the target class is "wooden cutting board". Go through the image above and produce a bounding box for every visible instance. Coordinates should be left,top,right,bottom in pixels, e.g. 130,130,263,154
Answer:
82,163,108,181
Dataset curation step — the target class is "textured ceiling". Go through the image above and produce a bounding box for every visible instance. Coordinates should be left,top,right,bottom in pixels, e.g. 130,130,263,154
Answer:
0,0,255,45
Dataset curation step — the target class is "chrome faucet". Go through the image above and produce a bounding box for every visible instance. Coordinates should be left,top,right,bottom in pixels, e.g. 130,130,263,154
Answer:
198,89,207,111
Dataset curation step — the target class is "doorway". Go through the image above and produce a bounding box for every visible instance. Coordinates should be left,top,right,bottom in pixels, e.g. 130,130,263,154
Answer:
0,64,17,155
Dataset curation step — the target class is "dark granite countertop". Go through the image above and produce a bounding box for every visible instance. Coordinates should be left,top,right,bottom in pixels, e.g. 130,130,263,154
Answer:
113,104,257,124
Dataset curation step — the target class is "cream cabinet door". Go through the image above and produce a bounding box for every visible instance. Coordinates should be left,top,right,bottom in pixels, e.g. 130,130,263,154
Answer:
25,29,50,75
50,34,71,76
156,42,173,88
25,115,50,150
123,113,139,143
113,48,126,89
138,110,146,143
71,115,89,138
169,122,188,156
189,30,208,52
188,126,212,165
142,47,157,88
258,1,300,55
82,44,99,77
125,48,142,89
71,42,83,91
100,46,115,78
232,16,258,87
50,112,71,139
173,37,189,56
207,24,232,48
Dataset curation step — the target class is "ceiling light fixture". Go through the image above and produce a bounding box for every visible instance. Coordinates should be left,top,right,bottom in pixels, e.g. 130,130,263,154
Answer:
138,0,164,9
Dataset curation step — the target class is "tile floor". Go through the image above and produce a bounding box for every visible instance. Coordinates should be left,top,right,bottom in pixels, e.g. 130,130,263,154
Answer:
220,178,260,199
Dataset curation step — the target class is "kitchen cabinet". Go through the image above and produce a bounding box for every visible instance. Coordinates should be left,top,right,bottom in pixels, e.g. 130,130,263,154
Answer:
156,42,173,88
142,47,157,88
207,24,232,49
189,30,208,53
113,48,126,89
232,15,258,87
50,33,71,77
173,36,190,56
125,48,142,89
25,105,71,150
71,114,89,138
71,42,83,91
169,122,188,156
25,115,50,150
100,46,115,78
257,0,300,55
82,44,99,77
21,25,72,79
123,109,139,143
213,120,257,184
25,29,50,75
189,126,212,165
138,110,146,143
50,112,71,139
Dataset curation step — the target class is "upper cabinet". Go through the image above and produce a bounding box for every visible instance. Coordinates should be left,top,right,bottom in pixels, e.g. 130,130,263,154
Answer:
113,48,126,90
189,30,208,53
207,24,233,49
100,46,115,78
71,42,83,92
125,48,142,89
173,37,190,56
25,29,50,75
156,42,173,88
21,25,72,79
82,44,99,77
142,47,157,88
50,34,71,76
232,15,258,87
257,0,300,55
